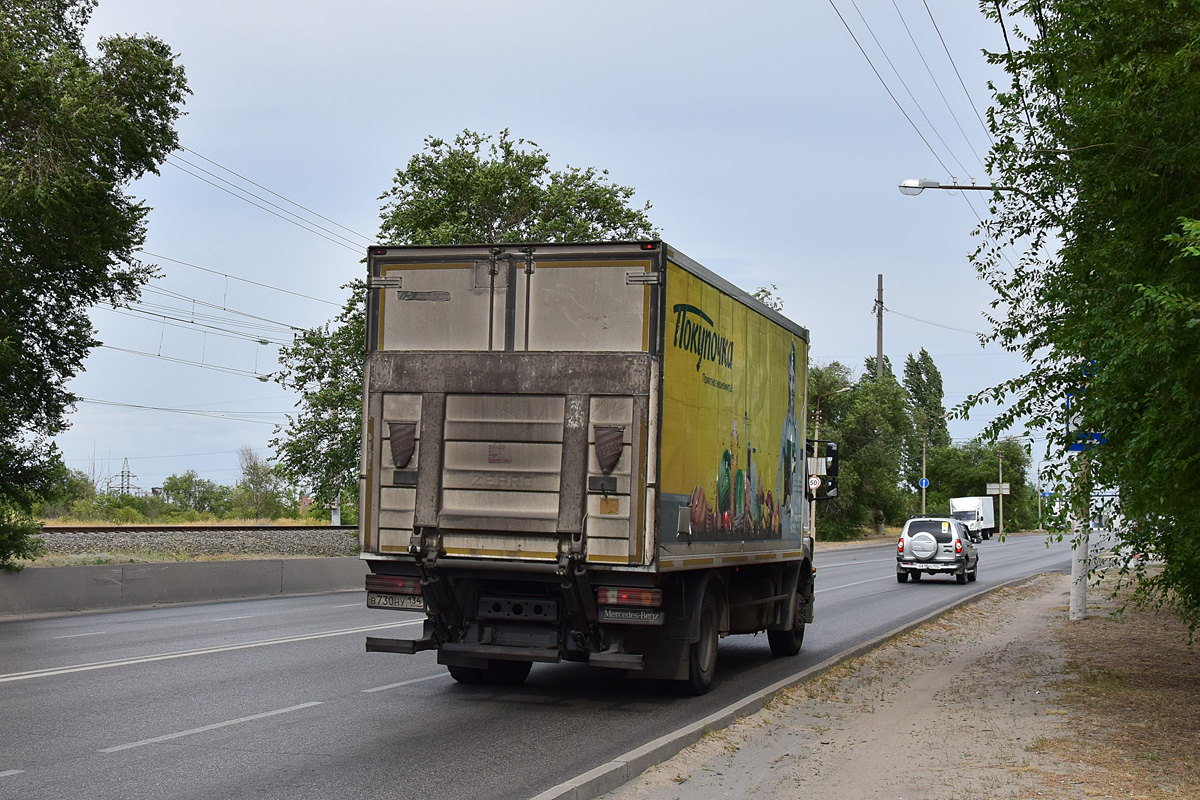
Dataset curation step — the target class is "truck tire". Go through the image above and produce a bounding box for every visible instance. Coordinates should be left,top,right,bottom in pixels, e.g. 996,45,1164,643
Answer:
682,591,720,695
484,659,532,685
767,588,806,657
447,665,486,684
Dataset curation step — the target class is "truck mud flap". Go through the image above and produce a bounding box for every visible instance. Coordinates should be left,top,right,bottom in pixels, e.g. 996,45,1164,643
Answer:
589,650,644,670
366,635,437,654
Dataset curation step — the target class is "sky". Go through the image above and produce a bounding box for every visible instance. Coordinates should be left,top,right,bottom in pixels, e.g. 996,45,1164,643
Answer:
55,0,1031,493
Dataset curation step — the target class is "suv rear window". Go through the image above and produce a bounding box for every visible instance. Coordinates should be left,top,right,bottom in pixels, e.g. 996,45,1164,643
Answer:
907,520,954,543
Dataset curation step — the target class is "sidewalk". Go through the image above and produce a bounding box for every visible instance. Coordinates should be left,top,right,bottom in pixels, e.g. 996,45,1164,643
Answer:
601,571,1200,799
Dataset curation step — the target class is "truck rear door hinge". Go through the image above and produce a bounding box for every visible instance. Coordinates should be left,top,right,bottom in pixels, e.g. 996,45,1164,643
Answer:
367,275,403,290
625,271,661,286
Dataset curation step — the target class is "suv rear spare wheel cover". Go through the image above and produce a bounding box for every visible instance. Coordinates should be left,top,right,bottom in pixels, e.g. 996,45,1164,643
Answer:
909,532,938,561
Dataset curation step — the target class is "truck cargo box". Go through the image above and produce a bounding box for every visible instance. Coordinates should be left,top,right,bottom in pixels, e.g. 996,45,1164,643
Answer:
359,241,826,693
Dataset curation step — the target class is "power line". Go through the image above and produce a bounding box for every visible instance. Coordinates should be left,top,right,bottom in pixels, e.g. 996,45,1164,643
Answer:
77,398,285,425
104,307,291,346
140,286,302,332
884,305,984,336
181,147,374,244
164,157,363,254
167,153,369,251
921,0,994,148
890,0,988,174
138,251,342,308
827,0,951,175
844,0,973,178
98,345,275,381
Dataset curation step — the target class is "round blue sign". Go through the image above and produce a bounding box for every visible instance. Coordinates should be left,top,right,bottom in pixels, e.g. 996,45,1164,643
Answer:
918,478,930,488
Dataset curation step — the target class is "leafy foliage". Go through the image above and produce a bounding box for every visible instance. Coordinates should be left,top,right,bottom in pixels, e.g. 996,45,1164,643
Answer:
274,130,657,504
378,129,657,245
0,0,189,569
808,360,909,539
974,0,1200,629
902,348,949,491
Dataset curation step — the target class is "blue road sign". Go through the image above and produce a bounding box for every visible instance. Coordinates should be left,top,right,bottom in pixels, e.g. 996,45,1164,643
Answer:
918,478,930,488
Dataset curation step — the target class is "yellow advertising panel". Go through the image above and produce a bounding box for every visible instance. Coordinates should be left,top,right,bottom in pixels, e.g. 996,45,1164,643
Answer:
660,262,808,542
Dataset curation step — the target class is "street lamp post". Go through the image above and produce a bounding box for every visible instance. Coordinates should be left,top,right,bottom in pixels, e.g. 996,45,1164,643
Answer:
898,178,1065,225
810,386,852,543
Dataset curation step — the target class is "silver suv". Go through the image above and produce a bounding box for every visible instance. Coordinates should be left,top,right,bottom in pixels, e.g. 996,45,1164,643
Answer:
896,516,979,584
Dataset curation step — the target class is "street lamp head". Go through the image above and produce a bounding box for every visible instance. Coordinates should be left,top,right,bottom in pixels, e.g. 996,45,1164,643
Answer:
898,178,942,196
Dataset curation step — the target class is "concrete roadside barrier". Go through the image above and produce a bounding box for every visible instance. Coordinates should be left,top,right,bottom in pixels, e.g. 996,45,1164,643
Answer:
0,557,369,618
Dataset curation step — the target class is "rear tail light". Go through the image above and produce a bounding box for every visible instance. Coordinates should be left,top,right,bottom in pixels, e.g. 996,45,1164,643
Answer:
597,587,662,607
897,538,905,554
365,575,422,595
955,539,964,555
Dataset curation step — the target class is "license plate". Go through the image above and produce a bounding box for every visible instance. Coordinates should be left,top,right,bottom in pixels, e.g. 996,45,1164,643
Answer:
366,592,425,611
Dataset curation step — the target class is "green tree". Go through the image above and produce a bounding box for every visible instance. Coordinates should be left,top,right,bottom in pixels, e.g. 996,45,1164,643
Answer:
902,348,949,493
161,470,232,518
231,446,288,522
273,129,657,505
808,359,908,539
973,0,1200,628
0,0,189,569
33,467,95,520
925,439,1035,531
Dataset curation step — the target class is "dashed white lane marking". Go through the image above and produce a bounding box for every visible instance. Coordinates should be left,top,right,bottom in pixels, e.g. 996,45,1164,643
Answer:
211,615,255,622
2,619,423,684
52,631,109,639
99,702,324,753
815,575,894,593
362,673,449,693
0,770,24,778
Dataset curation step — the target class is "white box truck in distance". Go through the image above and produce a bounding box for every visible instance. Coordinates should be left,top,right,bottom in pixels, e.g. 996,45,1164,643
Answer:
949,496,996,539
357,241,837,694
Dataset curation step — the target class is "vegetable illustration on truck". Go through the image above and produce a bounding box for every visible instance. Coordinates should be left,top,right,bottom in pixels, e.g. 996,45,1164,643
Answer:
358,241,838,694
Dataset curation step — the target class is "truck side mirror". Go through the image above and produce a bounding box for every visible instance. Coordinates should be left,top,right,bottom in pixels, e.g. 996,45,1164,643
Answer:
825,442,839,478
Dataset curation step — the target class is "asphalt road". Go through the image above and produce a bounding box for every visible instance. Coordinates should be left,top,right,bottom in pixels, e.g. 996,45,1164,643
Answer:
0,533,1073,800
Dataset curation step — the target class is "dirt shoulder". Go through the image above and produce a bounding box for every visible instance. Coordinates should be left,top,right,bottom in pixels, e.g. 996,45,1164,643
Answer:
603,571,1200,800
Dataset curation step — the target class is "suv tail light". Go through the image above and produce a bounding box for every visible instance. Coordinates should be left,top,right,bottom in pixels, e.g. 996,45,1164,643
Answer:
954,539,964,555
897,538,905,555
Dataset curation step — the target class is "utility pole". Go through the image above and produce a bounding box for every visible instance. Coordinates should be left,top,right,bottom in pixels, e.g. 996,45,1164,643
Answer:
997,448,1004,539
874,274,884,379
1069,451,1092,621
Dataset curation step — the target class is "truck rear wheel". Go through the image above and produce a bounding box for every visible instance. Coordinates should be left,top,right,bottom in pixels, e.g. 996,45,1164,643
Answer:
767,588,806,657
447,665,486,684
483,659,532,685
682,591,720,695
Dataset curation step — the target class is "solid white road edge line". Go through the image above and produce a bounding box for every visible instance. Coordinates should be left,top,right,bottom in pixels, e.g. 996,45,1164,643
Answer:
362,673,449,693
1,619,424,684
99,702,324,753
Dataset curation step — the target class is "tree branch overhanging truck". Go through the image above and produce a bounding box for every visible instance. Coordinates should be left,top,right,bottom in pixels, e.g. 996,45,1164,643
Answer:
358,241,838,694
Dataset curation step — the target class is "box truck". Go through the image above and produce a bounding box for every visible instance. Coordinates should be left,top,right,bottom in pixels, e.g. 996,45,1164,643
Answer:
357,241,835,694
949,496,996,539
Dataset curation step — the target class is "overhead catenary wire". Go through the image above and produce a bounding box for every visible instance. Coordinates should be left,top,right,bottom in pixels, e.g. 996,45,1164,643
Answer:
77,398,286,425
98,345,276,381
164,156,364,254
138,250,343,308
181,147,374,244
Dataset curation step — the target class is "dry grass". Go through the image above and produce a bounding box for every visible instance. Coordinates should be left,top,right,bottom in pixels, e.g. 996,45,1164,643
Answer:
1039,577,1200,798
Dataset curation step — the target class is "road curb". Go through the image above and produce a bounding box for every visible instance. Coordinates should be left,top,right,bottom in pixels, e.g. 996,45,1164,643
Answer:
530,574,1047,800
